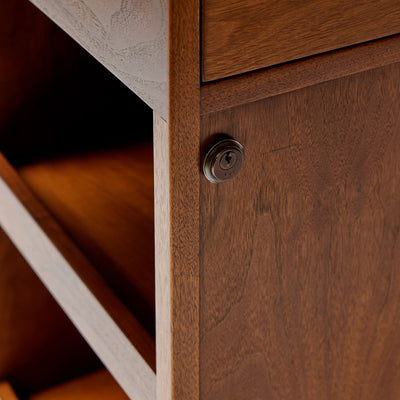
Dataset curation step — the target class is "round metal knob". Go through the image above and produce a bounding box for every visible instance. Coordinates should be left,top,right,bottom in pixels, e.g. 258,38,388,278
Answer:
203,138,244,183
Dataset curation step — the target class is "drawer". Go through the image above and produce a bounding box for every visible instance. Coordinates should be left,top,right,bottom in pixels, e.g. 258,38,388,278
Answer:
202,0,400,81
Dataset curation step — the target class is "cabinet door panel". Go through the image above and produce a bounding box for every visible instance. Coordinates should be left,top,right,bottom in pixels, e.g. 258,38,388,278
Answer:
200,63,400,400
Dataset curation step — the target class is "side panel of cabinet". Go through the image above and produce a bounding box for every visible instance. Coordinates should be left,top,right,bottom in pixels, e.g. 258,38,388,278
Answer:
200,63,400,400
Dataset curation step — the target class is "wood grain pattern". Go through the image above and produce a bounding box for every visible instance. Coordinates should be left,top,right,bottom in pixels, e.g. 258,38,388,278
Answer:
201,34,400,115
154,114,171,400
200,63,400,400
202,0,400,81
0,154,156,400
0,229,100,396
0,382,19,400
19,144,155,336
29,370,128,400
29,0,168,119
168,0,201,399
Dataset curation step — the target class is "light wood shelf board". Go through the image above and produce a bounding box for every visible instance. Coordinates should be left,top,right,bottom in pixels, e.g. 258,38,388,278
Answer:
29,0,168,120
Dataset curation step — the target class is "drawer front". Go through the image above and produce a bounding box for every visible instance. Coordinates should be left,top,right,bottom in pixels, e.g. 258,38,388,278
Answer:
202,0,400,81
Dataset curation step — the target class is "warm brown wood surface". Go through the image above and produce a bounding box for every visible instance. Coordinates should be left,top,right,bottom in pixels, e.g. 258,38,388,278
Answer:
202,0,400,81
200,63,400,399
0,153,156,400
0,382,18,400
168,0,201,399
29,370,128,400
201,34,400,115
19,144,155,336
0,229,100,396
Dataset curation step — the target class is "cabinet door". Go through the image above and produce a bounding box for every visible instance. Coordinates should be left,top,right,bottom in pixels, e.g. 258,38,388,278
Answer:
200,63,400,400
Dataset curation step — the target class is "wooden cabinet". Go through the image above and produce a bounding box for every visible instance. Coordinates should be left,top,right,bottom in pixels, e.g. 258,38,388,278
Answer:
0,1,400,400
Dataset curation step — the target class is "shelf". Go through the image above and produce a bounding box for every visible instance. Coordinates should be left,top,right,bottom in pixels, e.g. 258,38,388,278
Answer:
19,144,155,337
29,370,128,400
0,228,101,396
0,149,156,400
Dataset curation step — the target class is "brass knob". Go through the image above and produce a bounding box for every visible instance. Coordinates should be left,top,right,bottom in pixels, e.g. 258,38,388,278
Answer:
203,138,244,183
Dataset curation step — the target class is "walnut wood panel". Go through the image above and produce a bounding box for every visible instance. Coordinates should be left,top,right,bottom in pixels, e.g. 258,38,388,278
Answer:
200,63,400,400
202,0,400,81
167,1,201,400
29,370,128,400
18,144,155,336
29,0,168,119
0,229,100,396
201,35,400,115
0,154,156,400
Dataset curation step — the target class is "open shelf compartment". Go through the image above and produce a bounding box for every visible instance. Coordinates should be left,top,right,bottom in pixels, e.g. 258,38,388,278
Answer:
0,1,158,399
